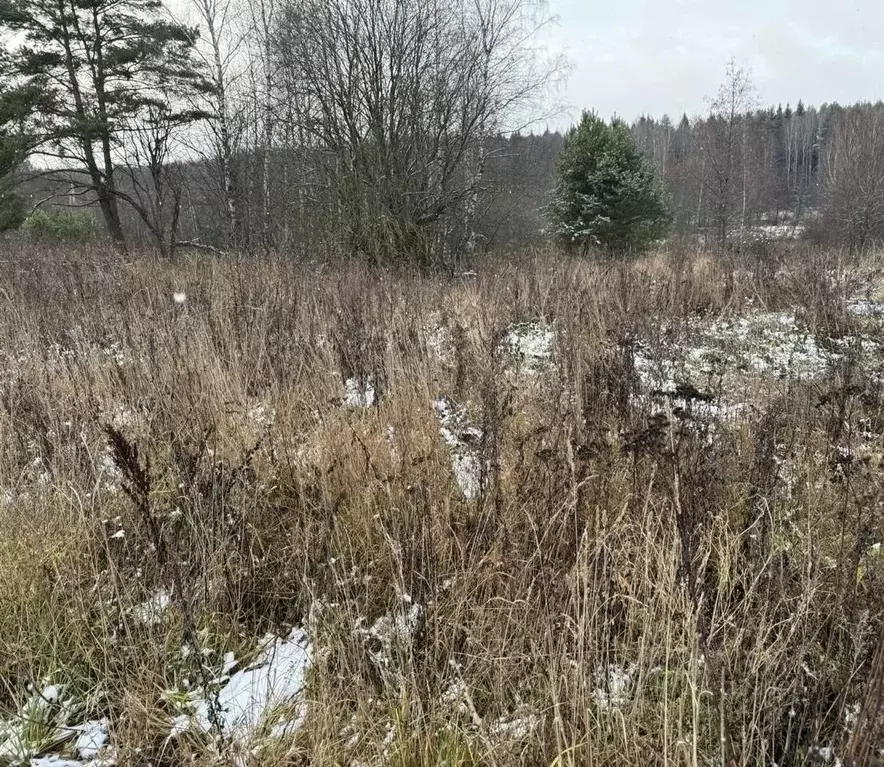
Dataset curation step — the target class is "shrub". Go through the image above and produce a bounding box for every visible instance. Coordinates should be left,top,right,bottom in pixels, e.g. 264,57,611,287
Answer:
23,209,99,241
0,183,24,231
547,111,670,253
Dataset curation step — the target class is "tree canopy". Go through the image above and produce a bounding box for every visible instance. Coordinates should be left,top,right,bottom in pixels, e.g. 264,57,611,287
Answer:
0,0,212,248
547,111,670,254
0,50,39,231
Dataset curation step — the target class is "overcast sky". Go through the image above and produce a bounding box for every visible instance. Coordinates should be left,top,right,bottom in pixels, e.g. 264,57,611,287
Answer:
541,0,882,131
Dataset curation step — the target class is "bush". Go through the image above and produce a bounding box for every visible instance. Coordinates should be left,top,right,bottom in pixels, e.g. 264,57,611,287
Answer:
547,111,670,253
23,209,99,241
0,183,25,231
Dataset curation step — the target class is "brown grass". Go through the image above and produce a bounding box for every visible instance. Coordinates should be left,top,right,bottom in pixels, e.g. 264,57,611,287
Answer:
0,239,882,766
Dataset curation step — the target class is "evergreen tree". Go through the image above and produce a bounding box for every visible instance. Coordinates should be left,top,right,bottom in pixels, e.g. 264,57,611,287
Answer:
0,0,212,249
546,111,670,253
0,52,39,231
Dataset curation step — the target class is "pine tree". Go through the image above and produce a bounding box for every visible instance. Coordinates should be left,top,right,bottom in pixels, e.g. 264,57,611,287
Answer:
0,0,213,249
0,51,38,231
546,111,670,253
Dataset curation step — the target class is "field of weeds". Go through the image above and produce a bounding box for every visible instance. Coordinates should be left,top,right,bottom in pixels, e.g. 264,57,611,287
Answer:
0,241,883,767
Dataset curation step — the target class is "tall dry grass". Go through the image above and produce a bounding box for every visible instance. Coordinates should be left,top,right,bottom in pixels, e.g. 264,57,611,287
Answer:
0,239,882,766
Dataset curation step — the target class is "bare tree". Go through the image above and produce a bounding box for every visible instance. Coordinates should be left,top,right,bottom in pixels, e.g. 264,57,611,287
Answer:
185,0,247,247
119,101,207,257
703,60,755,247
274,0,560,268
245,0,277,253
820,106,884,250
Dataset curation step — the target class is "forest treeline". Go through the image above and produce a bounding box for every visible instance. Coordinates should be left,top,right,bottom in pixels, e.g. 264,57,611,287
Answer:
632,97,884,250
0,0,882,262
120,98,884,255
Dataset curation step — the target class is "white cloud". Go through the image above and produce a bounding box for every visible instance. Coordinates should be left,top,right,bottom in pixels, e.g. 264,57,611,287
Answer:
541,0,883,130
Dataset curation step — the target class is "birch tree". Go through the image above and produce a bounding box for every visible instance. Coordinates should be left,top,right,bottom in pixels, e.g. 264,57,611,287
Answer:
704,60,755,246
186,0,246,247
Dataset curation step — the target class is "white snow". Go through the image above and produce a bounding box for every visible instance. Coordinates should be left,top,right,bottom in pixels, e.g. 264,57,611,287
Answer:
107,405,143,431
41,687,62,705
593,664,634,712
689,311,831,380
504,322,554,370
169,629,311,749
847,299,884,317
424,318,451,361
809,745,841,765
0,687,113,767
630,308,865,424
248,403,276,428
440,680,472,717
434,398,483,500
356,604,423,673
449,452,482,500
72,721,108,760
754,223,804,240
130,590,172,626
345,377,376,408
486,712,540,741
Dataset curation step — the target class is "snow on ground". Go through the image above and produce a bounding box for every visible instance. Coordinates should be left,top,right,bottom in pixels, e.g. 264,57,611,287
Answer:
129,590,172,626
353,602,424,688
168,628,311,750
424,315,452,361
684,311,832,381
0,686,113,767
345,377,377,408
30,757,111,767
486,711,541,742
754,223,805,240
434,397,483,499
503,322,554,371
631,308,883,421
71,721,108,761
848,298,884,317
248,402,276,429
592,664,635,712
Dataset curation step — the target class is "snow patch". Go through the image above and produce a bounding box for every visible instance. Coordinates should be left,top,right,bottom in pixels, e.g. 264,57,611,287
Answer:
434,398,483,499
424,317,452,361
504,322,554,371
847,299,884,317
593,664,634,712
345,377,377,408
248,403,276,429
355,603,423,674
168,628,311,750
0,686,113,767
487,711,540,742
129,590,172,626
72,721,108,760
630,309,859,424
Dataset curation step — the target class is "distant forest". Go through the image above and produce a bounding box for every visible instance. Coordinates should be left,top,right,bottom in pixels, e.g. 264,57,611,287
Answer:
2,0,882,261
19,99,884,255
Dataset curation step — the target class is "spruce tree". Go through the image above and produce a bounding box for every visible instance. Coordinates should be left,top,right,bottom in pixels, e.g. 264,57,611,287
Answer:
546,111,670,253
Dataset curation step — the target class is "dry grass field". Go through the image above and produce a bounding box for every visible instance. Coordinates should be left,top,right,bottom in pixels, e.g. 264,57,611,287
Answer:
0,241,883,766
